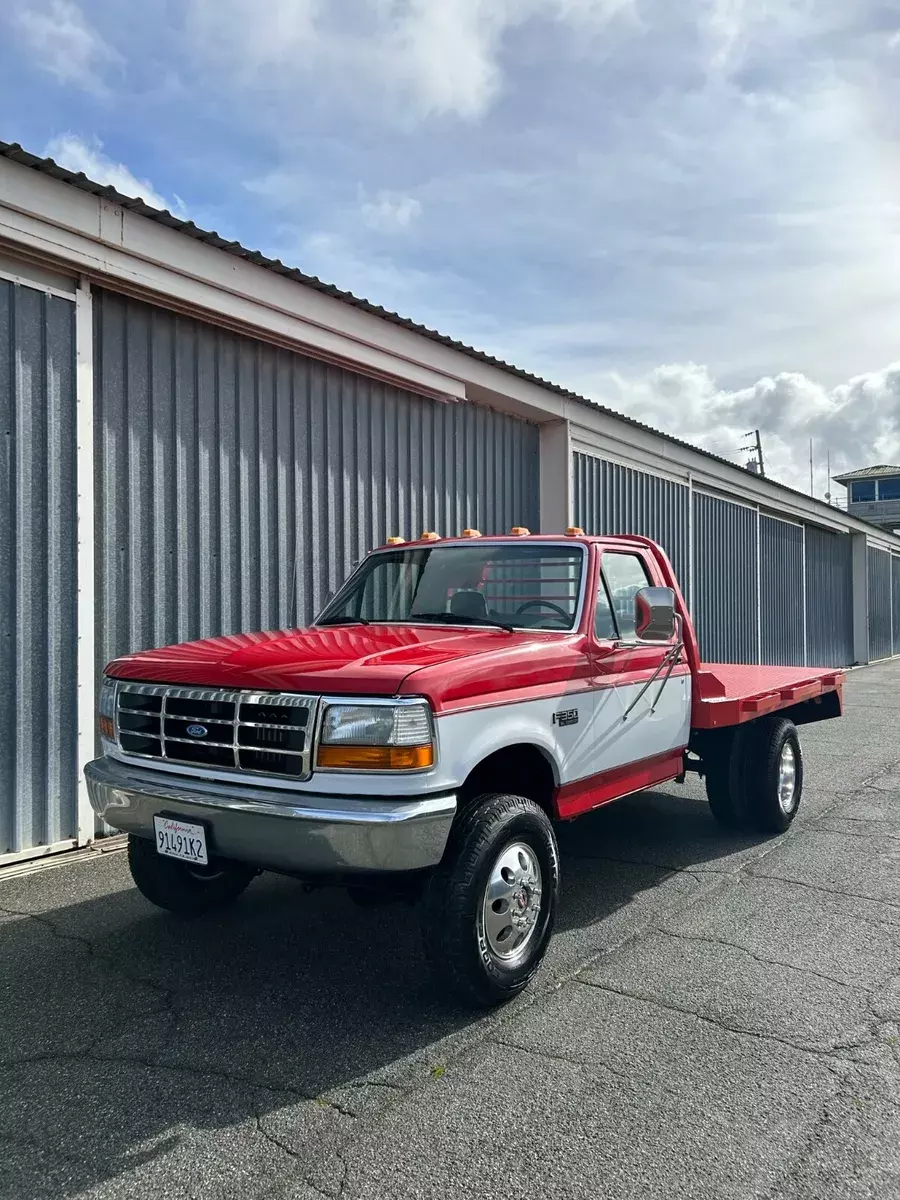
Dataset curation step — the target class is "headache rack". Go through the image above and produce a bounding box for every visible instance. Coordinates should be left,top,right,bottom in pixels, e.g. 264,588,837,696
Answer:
112,682,319,779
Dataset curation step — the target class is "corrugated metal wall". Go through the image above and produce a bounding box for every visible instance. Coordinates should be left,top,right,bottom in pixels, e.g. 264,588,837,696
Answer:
804,526,853,666
692,492,759,664
868,546,893,661
572,454,690,589
93,289,540,672
0,279,78,855
759,516,805,666
893,556,900,656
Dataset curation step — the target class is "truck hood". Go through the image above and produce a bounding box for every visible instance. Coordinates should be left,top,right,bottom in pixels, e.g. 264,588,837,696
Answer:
105,623,553,698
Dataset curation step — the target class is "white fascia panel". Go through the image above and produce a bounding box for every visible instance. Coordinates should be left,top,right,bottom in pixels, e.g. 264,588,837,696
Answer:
0,159,466,401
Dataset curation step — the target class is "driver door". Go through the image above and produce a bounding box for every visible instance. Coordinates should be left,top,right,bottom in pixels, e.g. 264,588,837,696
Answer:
589,549,690,776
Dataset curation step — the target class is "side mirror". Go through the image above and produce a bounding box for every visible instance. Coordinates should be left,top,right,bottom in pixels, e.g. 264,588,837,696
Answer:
634,586,676,642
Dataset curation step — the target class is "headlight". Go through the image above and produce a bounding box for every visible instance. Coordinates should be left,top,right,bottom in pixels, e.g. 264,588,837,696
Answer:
99,675,117,744
316,702,434,771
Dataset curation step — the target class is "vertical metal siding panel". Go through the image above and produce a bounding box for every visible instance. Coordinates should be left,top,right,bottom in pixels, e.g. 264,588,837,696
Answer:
43,295,78,846
759,516,805,665
0,283,13,852
196,322,218,638
571,453,690,587
692,492,758,664
0,281,77,854
274,351,295,627
216,335,240,635
257,345,278,629
892,556,900,656
804,526,853,666
176,316,200,642
868,547,892,661
150,309,177,648
94,290,540,655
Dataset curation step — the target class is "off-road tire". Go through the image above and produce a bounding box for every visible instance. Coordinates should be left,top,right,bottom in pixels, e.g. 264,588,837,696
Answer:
127,834,257,916
423,793,559,1008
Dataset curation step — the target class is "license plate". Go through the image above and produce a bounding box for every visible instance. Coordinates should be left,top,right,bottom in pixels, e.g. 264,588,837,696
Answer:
153,815,208,865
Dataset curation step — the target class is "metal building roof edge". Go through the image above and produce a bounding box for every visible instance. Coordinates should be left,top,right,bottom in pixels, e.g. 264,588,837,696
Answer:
1,138,897,543
833,465,900,483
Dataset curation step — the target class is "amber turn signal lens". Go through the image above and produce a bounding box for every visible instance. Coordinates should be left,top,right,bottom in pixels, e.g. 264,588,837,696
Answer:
99,715,115,741
460,528,481,538
509,526,530,536
385,536,406,545
316,744,434,770
566,526,585,536
420,531,440,541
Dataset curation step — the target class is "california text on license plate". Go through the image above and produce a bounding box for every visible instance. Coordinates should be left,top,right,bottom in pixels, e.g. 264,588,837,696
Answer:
153,815,208,865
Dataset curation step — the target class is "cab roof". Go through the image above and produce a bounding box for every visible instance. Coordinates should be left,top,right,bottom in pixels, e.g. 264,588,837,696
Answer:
371,532,644,550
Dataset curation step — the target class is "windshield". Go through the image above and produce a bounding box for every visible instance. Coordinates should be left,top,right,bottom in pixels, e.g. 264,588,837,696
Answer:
318,543,585,631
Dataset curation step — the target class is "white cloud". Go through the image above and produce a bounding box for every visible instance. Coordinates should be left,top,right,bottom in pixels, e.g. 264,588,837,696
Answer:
12,0,120,94
185,0,317,71
606,360,900,500
44,134,180,213
360,190,422,233
184,0,634,121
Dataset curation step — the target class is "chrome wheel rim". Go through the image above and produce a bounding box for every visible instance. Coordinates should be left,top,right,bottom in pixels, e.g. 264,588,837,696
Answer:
778,742,797,813
481,842,543,963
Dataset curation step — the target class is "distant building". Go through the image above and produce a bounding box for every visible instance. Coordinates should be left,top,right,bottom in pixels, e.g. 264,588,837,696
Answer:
834,465,900,533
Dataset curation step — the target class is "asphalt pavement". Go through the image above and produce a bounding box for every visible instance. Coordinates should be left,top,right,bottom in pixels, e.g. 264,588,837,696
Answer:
2,658,900,1200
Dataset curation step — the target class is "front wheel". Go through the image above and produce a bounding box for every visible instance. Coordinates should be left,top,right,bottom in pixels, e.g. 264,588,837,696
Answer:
127,834,257,916
423,793,559,1008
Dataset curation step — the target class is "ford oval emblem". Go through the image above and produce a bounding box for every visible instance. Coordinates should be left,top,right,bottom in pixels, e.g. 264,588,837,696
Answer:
186,724,208,738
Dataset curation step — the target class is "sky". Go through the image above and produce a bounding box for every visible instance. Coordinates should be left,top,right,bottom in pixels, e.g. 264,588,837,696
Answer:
2,0,899,497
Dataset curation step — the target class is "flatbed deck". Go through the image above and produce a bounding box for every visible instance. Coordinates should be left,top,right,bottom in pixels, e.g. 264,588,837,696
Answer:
692,663,844,729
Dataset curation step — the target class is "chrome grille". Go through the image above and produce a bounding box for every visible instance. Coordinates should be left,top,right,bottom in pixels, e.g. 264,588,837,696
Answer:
113,683,319,779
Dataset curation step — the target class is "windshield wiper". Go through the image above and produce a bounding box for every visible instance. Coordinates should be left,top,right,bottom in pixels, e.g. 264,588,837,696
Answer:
412,612,515,634
317,615,370,626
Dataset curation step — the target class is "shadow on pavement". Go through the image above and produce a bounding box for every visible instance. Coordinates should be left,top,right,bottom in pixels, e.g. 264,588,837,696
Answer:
0,783,762,1200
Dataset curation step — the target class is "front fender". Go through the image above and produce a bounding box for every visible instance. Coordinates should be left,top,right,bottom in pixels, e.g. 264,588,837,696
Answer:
435,695,595,789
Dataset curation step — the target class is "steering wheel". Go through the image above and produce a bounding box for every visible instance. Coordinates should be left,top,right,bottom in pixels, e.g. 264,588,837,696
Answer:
515,599,570,622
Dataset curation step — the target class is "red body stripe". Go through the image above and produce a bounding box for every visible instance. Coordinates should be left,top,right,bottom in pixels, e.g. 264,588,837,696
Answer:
553,749,686,820
434,666,691,717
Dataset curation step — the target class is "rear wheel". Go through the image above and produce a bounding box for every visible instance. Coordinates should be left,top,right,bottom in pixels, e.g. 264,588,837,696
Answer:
127,834,257,916
705,717,803,834
748,718,803,833
424,793,559,1007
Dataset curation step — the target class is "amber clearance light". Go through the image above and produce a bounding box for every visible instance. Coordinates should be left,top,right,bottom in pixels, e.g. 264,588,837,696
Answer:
316,744,434,770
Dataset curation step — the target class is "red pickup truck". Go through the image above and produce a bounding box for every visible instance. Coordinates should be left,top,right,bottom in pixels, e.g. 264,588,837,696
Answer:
86,531,843,1006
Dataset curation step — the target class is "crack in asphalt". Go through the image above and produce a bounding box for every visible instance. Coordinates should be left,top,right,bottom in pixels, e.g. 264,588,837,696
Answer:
574,976,872,1060
0,900,180,1048
0,1042,388,1134
811,824,900,845
653,926,875,993
744,872,900,914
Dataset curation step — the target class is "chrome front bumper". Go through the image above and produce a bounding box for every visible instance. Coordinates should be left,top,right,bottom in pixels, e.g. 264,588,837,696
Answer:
85,757,457,874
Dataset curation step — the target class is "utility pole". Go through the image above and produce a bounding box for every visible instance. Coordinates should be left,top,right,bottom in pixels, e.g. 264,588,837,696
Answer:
825,450,832,505
809,439,814,496
740,429,766,477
